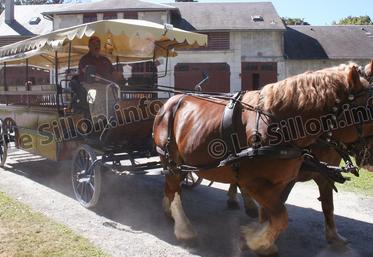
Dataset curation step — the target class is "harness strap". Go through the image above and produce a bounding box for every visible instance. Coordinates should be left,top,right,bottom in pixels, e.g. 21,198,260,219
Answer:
301,154,348,192
158,95,186,173
220,91,243,156
175,146,306,173
316,138,359,176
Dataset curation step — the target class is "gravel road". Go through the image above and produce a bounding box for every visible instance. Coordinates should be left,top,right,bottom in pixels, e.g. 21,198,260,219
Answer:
0,148,372,257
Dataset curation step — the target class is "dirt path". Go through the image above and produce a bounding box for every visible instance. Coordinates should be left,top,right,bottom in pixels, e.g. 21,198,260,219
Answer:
0,149,372,257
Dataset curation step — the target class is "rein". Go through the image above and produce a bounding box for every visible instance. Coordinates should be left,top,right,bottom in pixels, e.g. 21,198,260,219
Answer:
156,68,373,184
317,83,373,176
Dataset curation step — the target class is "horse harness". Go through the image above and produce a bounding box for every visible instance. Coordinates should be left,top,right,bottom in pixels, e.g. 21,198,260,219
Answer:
157,92,306,177
156,87,372,188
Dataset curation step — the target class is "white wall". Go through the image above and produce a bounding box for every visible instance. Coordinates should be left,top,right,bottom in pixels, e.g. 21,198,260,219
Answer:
138,11,168,24
158,30,285,93
54,14,83,30
53,13,288,93
284,59,370,78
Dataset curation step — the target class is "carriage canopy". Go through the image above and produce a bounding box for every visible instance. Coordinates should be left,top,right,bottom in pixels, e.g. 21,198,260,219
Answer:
0,19,208,68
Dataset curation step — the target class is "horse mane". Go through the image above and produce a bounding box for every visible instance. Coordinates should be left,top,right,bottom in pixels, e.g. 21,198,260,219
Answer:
255,62,367,115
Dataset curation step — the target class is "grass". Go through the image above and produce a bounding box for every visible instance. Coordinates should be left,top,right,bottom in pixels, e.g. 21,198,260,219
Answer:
338,167,373,197
336,158,373,197
0,192,112,257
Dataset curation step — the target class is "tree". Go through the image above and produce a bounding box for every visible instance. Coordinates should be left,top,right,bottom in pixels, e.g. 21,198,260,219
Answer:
333,15,373,25
282,17,310,25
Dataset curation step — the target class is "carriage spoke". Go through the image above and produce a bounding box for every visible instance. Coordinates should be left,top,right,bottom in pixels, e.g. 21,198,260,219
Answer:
80,182,86,202
89,182,95,193
72,145,101,208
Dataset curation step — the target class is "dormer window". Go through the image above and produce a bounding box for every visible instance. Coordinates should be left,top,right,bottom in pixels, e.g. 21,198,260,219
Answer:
251,15,264,22
29,17,41,25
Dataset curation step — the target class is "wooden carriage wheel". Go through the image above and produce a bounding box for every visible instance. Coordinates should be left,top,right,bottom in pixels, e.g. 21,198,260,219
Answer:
3,117,19,148
71,145,102,208
182,171,203,189
0,119,8,167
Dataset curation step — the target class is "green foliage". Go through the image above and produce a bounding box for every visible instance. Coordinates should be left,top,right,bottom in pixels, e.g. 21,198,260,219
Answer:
334,15,373,25
339,159,373,196
282,17,310,25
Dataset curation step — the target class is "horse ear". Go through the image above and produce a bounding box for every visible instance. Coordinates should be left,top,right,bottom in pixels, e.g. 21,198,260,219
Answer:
347,66,362,90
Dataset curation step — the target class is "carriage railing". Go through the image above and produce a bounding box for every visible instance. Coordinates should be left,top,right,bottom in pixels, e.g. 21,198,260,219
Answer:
0,84,71,109
120,89,157,100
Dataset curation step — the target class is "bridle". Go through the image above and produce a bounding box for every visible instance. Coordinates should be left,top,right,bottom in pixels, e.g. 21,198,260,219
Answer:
319,67,373,174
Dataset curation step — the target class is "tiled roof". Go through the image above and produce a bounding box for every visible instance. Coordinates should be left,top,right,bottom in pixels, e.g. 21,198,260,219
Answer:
169,2,285,31
43,0,176,16
0,4,61,36
285,25,373,59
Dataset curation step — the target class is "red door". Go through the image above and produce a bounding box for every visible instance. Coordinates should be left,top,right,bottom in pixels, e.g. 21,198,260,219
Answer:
241,62,277,91
174,63,230,93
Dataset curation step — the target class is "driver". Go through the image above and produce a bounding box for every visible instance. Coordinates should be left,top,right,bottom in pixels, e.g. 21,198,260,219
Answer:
79,36,122,82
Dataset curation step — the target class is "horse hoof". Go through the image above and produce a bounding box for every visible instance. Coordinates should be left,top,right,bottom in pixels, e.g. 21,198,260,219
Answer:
227,200,240,210
175,231,197,242
326,231,349,245
245,207,259,218
249,244,279,256
254,244,279,256
175,224,197,241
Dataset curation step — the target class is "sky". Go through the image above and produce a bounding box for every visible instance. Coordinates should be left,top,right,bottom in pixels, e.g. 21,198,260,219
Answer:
146,0,373,25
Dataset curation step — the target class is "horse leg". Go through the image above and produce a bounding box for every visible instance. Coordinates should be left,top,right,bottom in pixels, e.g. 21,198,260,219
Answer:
239,187,259,218
163,174,197,241
227,184,240,209
314,176,348,245
241,180,290,256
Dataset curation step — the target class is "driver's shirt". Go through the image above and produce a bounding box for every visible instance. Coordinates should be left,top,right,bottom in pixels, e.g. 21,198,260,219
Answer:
79,52,114,81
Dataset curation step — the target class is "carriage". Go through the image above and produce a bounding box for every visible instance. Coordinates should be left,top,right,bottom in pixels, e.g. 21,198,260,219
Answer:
0,19,207,208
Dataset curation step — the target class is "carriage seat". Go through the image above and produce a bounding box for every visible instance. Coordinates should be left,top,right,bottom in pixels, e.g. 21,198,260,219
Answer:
69,76,90,117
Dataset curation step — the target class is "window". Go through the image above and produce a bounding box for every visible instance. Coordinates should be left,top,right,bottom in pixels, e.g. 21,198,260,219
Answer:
29,17,41,25
196,32,230,51
261,63,276,71
83,13,97,23
124,11,138,19
104,13,117,20
251,15,264,22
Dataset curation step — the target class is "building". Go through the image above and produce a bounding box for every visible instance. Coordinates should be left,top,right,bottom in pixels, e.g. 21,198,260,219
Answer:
284,25,373,77
1,0,373,92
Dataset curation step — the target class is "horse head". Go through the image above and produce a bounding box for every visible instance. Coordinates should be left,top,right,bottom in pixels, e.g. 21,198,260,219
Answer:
328,60,373,172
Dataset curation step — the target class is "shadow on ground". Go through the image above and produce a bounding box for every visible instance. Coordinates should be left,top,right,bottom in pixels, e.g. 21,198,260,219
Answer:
4,151,373,257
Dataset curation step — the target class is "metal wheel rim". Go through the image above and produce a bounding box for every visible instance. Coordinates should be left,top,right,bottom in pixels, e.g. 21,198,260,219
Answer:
3,118,17,146
0,119,8,167
71,145,101,208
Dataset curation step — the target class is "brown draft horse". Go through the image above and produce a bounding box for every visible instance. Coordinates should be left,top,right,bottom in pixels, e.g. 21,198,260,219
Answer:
153,61,373,255
226,60,373,246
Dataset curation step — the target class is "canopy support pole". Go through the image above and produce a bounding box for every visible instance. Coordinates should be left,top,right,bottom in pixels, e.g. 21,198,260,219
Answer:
3,62,8,105
55,51,63,116
157,47,169,79
3,62,7,92
67,42,72,73
26,59,30,106
25,58,29,87
55,51,59,85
